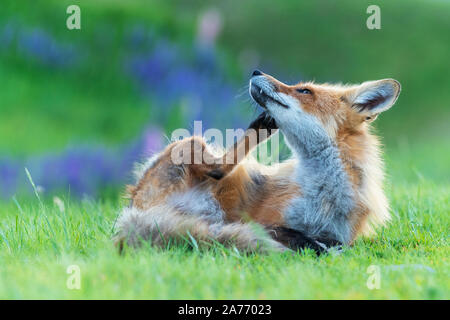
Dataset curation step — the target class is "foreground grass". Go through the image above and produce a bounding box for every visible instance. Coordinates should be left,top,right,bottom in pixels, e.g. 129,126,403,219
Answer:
0,183,448,299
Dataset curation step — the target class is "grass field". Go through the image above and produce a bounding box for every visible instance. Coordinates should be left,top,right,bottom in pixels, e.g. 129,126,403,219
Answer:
0,0,449,299
0,181,448,299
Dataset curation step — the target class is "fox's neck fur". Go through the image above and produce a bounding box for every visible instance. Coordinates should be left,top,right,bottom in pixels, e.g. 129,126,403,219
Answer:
337,124,389,240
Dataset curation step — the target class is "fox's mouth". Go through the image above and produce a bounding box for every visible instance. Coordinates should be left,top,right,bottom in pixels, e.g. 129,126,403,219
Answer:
250,84,289,109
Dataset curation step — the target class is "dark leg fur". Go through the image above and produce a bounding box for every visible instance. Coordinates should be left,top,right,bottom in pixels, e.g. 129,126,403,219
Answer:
268,226,342,255
248,112,278,140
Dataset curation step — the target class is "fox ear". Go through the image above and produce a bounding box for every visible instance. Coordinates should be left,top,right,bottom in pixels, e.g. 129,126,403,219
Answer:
349,79,401,116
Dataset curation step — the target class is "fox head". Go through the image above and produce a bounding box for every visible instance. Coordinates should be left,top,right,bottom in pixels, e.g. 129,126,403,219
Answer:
249,70,401,138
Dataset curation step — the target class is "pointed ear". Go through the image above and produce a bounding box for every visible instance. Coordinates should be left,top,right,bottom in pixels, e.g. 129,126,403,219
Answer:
348,79,401,116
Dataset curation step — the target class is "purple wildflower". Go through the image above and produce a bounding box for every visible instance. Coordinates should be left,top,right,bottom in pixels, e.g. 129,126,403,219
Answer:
17,28,77,68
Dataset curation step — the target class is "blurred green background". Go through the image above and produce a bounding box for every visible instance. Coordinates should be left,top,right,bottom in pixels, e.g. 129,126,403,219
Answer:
0,0,449,200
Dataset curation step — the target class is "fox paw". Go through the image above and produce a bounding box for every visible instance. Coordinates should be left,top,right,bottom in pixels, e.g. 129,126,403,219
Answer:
248,112,278,132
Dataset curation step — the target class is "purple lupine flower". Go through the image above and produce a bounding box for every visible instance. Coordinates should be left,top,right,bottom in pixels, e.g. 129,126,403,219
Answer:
126,37,239,127
126,24,155,49
0,159,19,198
0,22,15,50
0,126,165,199
17,28,77,68
196,9,223,48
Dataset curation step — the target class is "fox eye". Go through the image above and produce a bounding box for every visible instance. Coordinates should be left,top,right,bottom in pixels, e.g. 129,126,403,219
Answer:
296,88,312,94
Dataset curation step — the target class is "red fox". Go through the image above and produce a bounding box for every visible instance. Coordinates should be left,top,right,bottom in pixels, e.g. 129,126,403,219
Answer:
115,70,401,253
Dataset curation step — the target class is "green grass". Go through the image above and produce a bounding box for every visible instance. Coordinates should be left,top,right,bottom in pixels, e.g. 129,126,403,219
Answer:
0,182,448,299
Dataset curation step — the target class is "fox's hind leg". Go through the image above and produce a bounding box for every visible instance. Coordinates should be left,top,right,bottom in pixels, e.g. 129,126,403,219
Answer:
268,226,342,255
207,112,278,180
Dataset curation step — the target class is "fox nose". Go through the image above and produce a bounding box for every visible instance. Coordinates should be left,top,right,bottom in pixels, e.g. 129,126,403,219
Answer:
252,70,263,77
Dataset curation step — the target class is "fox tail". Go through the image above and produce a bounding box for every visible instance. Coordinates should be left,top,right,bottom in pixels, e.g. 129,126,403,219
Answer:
113,206,288,253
